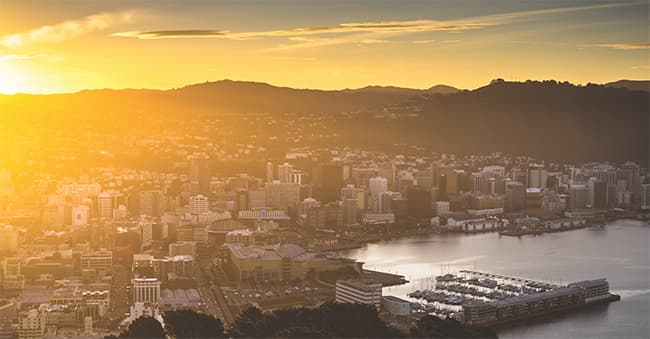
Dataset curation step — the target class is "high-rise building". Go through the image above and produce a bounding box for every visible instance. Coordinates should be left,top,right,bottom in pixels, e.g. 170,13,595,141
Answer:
266,161,274,182
2,257,24,291
277,162,293,183
18,309,45,339
265,181,300,210
505,182,525,213
313,163,343,203
342,198,358,226
97,191,121,219
351,168,377,188
189,195,209,215
407,186,431,218
528,165,548,189
190,154,211,196
568,185,588,210
368,177,388,199
139,190,165,218
379,191,401,214
641,184,650,209
0,225,19,254
618,162,642,203
247,189,266,209
587,178,607,209
289,171,303,185
132,278,161,304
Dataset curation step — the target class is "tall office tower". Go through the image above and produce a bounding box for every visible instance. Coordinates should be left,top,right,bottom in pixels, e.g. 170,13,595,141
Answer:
618,161,642,203
569,167,581,183
444,170,462,198
592,164,617,185
297,198,319,216
265,181,301,210
407,186,431,218
266,161,274,182
568,185,588,209
528,165,547,188
341,184,357,200
438,174,448,201
368,177,389,199
313,163,344,203
342,198,358,226
641,184,650,209
351,168,377,188
139,190,165,218
0,225,19,254
587,178,607,209
97,191,121,219
133,278,161,304
504,181,525,213
277,162,293,183
471,173,482,193
377,163,395,189
190,154,211,196
189,194,209,215
415,171,433,188
247,189,266,209
379,191,401,213
89,219,116,249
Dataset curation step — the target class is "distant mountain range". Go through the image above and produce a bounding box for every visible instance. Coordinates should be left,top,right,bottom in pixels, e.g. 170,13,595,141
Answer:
1,79,647,165
0,80,458,117
605,80,650,92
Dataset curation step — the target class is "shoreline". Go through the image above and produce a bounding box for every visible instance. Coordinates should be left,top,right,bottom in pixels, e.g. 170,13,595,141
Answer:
322,217,644,254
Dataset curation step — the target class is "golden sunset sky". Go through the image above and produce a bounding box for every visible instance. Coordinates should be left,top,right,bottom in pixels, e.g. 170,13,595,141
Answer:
0,0,648,94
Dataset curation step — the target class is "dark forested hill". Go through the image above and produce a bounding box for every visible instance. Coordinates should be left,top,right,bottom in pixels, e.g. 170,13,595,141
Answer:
347,80,649,165
1,79,647,165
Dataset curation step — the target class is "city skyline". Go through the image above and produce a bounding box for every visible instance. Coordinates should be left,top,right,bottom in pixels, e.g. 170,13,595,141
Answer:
1,0,649,94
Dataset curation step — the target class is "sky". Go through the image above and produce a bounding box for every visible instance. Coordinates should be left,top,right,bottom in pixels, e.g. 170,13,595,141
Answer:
0,0,648,94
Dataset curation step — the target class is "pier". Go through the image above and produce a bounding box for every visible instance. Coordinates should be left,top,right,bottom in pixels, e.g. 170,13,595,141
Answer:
407,271,620,327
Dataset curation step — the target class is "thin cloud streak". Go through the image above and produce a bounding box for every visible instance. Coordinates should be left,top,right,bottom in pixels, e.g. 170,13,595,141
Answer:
0,54,48,61
113,1,641,43
113,19,487,41
1,11,135,48
359,39,389,44
587,43,650,50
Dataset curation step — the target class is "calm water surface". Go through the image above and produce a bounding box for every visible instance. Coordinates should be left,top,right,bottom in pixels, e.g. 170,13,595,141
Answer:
342,219,650,339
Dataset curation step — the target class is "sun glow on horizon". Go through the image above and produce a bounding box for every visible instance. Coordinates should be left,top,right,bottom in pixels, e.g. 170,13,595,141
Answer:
0,63,26,94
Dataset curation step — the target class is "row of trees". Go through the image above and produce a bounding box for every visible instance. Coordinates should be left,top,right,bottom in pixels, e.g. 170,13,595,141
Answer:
112,303,497,338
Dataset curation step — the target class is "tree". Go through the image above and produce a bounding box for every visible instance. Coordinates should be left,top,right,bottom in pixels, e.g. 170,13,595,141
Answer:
409,315,497,338
228,303,404,338
120,316,165,339
228,307,270,337
163,310,225,338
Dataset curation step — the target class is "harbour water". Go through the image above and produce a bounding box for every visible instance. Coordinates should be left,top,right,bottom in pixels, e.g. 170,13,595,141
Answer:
342,219,650,338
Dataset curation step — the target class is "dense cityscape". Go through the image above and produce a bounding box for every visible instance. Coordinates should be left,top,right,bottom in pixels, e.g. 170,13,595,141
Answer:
0,130,648,337
1,0,649,338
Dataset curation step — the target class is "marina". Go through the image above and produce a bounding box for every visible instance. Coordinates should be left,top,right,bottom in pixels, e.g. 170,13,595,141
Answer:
407,270,620,327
